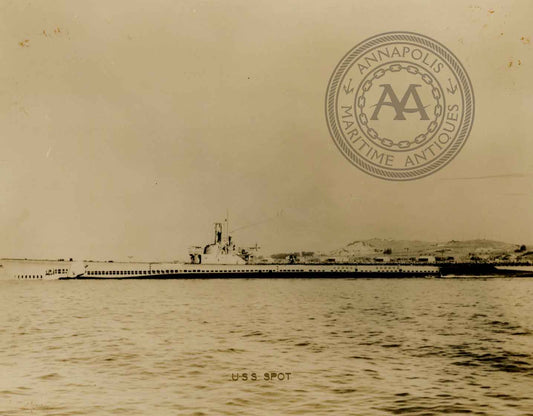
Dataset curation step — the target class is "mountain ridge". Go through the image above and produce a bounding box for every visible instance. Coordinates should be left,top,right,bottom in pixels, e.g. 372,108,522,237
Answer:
327,238,523,260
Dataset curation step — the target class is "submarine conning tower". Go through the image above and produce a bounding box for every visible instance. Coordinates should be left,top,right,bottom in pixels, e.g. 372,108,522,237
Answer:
189,220,243,265
214,222,223,244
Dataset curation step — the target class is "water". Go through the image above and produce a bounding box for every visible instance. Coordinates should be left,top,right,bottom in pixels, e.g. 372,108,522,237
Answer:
0,278,532,415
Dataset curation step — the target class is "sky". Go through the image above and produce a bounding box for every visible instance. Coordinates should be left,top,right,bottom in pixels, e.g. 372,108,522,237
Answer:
1,0,532,261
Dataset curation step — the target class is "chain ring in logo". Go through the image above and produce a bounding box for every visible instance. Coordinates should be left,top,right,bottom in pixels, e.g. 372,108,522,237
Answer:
325,32,474,181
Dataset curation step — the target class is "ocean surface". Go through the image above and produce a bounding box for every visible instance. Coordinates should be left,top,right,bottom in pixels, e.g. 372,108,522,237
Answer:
0,277,532,416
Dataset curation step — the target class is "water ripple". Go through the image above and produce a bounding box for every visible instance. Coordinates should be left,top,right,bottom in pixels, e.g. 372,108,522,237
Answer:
0,278,532,415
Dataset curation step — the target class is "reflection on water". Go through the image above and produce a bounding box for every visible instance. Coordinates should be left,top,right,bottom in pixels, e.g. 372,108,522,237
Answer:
0,278,532,415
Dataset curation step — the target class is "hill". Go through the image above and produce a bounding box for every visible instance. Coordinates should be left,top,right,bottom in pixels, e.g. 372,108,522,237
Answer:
327,238,522,261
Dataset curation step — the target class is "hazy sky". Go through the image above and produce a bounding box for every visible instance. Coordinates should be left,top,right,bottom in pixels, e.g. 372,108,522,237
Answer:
1,0,532,261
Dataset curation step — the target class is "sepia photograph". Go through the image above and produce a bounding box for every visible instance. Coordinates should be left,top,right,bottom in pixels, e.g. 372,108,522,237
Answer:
1,0,532,414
